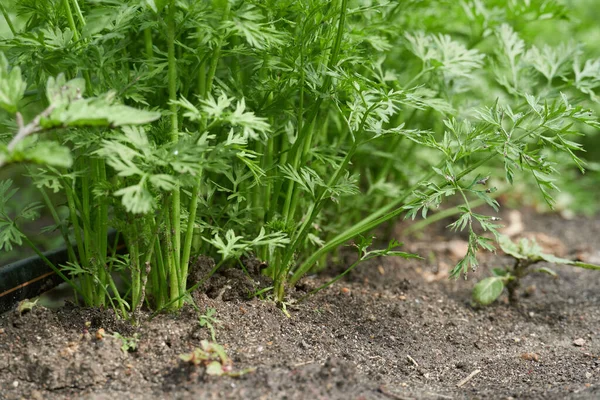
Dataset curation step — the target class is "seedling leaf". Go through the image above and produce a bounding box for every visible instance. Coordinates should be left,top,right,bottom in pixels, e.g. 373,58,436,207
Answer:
206,361,225,376
472,277,505,306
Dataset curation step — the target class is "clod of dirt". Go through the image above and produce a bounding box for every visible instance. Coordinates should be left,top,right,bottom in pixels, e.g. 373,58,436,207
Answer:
187,255,217,288
521,353,540,362
188,255,273,302
58,303,135,336
573,338,586,347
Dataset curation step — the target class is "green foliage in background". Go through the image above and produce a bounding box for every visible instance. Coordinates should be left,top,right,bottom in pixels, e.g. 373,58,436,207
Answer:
1,0,599,320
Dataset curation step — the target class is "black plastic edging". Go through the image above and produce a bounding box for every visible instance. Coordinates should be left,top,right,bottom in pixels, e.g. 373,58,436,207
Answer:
0,230,123,313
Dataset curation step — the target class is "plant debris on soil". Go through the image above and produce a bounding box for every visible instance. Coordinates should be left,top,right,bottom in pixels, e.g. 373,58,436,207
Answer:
1,209,600,400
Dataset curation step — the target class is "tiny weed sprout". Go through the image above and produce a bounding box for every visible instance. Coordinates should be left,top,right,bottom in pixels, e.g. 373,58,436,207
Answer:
16,298,38,315
199,307,219,342
472,235,600,306
1,0,600,322
179,340,255,377
112,332,140,353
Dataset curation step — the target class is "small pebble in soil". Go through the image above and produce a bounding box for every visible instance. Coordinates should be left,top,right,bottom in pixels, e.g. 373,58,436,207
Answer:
30,390,43,400
12,380,18,388
573,338,586,347
521,353,540,362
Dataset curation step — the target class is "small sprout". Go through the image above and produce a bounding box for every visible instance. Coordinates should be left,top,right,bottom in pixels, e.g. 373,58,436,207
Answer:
472,235,600,306
17,298,38,315
179,340,255,377
199,308,220,342
113,332,140,353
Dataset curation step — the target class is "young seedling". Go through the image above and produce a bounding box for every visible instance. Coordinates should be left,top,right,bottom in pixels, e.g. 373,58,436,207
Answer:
16,298,38,315
179,340,255,377
472,235,600,306
112,332,140,353
199,308,219,342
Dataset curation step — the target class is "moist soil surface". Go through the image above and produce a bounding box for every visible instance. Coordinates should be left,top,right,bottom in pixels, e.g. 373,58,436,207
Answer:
1,209,600,400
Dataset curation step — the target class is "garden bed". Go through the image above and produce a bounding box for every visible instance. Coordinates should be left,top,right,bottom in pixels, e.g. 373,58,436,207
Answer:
1,209,600,400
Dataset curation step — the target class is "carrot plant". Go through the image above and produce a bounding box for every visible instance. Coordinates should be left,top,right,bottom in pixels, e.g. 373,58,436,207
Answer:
472,235,600,306
1,0,599,319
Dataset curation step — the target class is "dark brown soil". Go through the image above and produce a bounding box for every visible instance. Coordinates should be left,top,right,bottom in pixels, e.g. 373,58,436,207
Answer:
1,210,600,400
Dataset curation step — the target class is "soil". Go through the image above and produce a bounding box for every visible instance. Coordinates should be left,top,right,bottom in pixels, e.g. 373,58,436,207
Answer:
1,209,600,400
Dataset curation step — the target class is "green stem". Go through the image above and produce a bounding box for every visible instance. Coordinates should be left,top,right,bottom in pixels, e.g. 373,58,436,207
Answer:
96,160,109,305
144,28,154,59
0,3,16,36
81,159,94,301
62,0,80,41
107,276,128,319
262,131,274,225
70,0,85,27
164,204,180,306
154,239,167,308
180,176,201,307
166,0,182,296
64,181,92,300
167,0,178,142
106,231,128,319
205,2,230,96
129,219,141,311
405,66,435,88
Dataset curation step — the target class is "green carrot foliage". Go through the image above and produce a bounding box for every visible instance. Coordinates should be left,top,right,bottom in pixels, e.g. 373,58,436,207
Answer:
1,0,599,318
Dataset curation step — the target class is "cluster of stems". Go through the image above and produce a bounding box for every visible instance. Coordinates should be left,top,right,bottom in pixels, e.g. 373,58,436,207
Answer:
7,0,554,319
